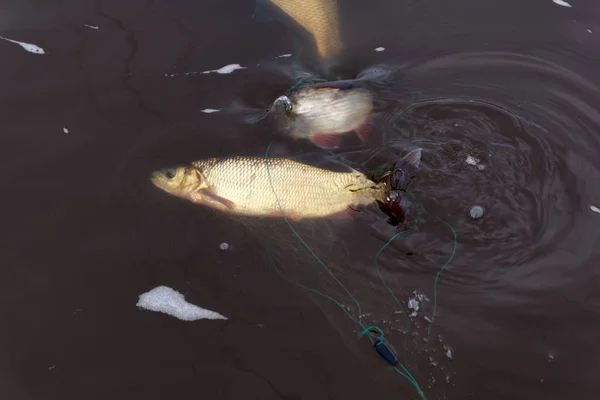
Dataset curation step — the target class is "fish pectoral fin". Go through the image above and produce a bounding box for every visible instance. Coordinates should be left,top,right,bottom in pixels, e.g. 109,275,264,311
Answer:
198,188,235,210
308,133,342,149
268,210,303,222
354,113,373,144
253,0,278,23
329,206,362,219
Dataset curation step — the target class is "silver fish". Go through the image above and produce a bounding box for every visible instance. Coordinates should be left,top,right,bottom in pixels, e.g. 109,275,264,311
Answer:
275,81,374,149
151,150,422,221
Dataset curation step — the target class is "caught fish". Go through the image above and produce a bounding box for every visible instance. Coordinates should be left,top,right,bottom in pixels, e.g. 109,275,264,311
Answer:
151,149,422,221
273,80,374,149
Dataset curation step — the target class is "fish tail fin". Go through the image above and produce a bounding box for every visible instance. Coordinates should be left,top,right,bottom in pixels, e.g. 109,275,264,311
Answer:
390,148,422,190
376,190,410,226
371,148,422,189
371,148,422,225
253,0,277,23
308,132,343,149
354,113,373,144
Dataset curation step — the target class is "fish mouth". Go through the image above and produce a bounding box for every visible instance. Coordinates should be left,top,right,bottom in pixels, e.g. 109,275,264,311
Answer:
150,171,169,189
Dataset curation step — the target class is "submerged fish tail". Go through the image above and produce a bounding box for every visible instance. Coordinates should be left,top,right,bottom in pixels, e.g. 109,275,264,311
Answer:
255,0,342,60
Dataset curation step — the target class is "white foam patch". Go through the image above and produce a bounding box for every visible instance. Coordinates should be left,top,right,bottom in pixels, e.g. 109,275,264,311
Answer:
466,155,480,166
552,0,571,7
202,63,246,75
588,29,593,33
276,53,292,58
375,47,385,52
200,108,220,113
590,205,600,214
63,127,69,134
408,298,420,311
0,36,46,54
136,286,227,321
84,24,99,30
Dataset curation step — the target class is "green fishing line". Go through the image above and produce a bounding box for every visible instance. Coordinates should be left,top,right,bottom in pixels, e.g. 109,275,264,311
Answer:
424,214,457,342
262,140,458,399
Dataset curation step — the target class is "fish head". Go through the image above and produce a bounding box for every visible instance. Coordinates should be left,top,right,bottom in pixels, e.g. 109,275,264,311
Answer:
272,95,292,112
151,166,207,199
271,95,295,121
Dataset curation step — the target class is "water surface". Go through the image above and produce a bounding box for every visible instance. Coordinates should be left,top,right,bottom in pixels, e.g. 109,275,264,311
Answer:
1,0,600,399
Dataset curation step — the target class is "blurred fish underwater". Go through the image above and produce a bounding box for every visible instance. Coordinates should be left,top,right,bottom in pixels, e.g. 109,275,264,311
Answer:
254,0,343,73
268,63,401,147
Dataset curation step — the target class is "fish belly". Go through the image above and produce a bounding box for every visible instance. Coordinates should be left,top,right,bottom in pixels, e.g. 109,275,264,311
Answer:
294,90,371,134
198,157,375,218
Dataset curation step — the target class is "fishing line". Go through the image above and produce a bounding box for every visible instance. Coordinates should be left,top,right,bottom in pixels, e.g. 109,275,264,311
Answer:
310,151,459,342
262,137,459,397
278,100,458,340
263,140,434,399
373,192,458,344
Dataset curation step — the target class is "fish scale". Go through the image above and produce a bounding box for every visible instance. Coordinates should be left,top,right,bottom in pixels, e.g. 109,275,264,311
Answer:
291,87,372,135
192,156,382,218
264,0,342,59
151,150,422,221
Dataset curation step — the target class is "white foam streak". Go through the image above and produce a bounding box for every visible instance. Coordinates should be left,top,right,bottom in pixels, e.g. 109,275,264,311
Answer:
552,0,572,7
202,63,246,75
137,286,227,321
0,36,46,54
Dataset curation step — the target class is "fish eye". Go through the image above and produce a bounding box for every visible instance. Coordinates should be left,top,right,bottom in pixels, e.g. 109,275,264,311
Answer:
165,169,176,179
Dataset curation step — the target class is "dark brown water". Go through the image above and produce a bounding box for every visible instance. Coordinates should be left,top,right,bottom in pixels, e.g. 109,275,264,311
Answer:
2,0,600,399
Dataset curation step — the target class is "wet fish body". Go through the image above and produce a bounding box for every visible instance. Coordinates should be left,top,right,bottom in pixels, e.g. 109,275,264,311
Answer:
255,0,342,61
284,83,373,149
152,156,385,220
151,150,422,221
